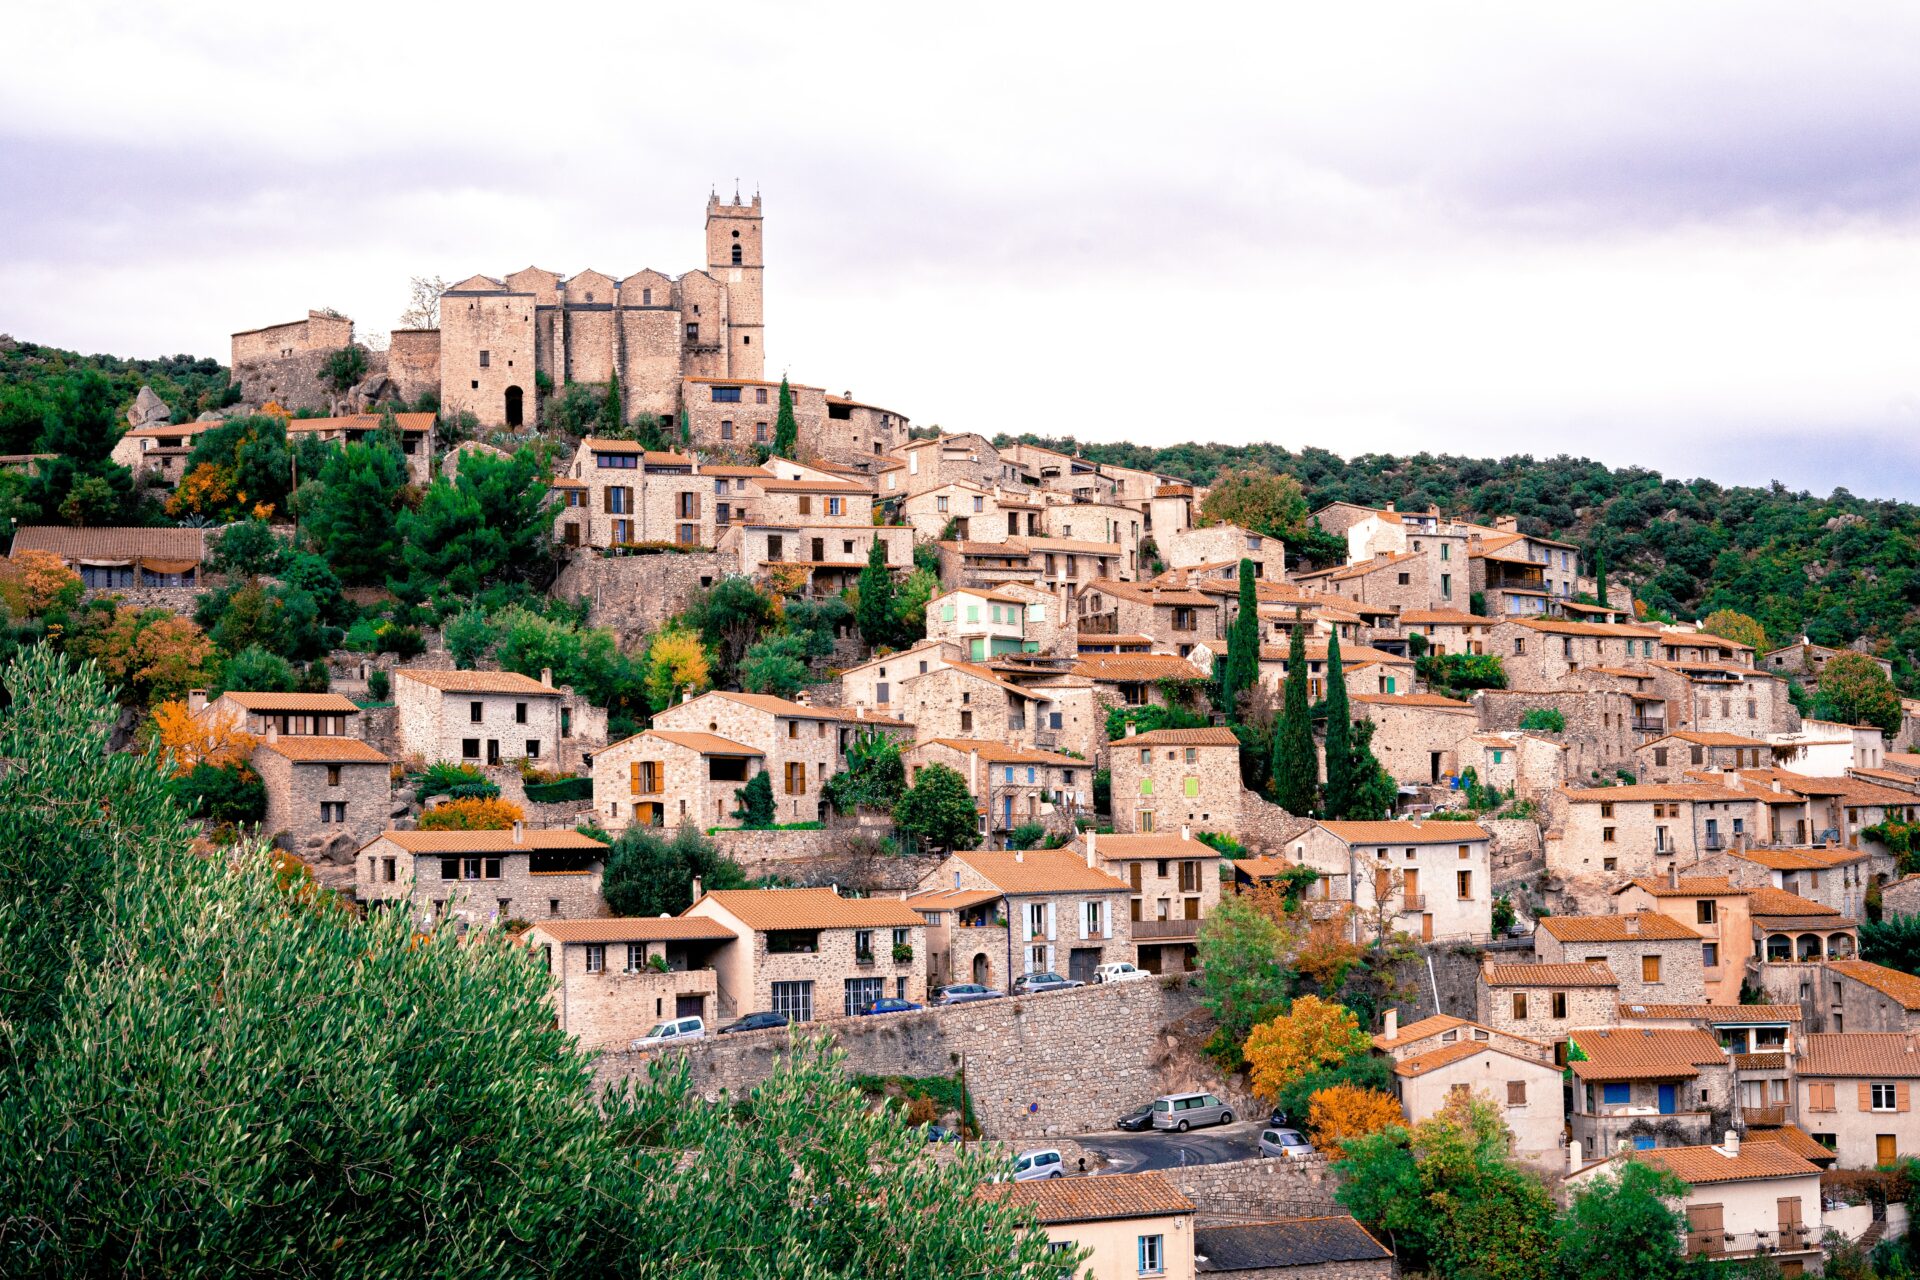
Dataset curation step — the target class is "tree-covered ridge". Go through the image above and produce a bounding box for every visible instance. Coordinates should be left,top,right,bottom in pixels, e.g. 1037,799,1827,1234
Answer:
0,337,238,453
998,433,1920,691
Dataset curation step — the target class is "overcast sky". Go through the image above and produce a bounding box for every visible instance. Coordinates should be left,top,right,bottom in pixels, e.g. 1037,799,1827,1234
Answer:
6,2,1920,498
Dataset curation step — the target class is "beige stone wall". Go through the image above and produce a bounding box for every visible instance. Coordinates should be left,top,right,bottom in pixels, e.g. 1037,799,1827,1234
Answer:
902,484,1007,543
1108,740,1241,836
1397,1052,1565,1169
896,664,1021,746
533,934,722,1050
1475,977,1617,1044
550,550,734,646
1613,884,1752,1004
392,675,566,767
591,733,763,832
439,290,538,425
1535,932,1706,1004
1041,501,1145,578
1353,700,1477,786
1292,827,1493,940
356,837,607,923
1163,525,1285,579
681,379,827,458
255,750,389,852
1551,794,1762,882
387,329,441,405
1476,689,1640,783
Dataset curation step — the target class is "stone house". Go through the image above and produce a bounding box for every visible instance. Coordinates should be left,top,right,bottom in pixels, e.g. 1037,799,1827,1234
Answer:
1069,654,1209,739
1763,637,1894,685
1567,1026,1735,1154
1347,692,1477,786
1467,539,1549,618
1693,844,1872,923
1475,962,1619,1060
110,418,212,486
1294,551,1436,613
283,413,435,485
1706,768,1920,849
1795,1032,1920,1168
1635,731,1770,783
990,1173,1196,1280
1457,731,1565,803
1612,873,1756,1005
393,667,600,770
590,728,763,832
1397,609,1492,657
1563,1140,1824,1271
1613,1004,1803,1129
252,732,391,853
1486,618,1662,688
682,886,926,1021
836,639,964,715
1656,629,1758,668
1550,785,1764,882
909,847,1133,988
742,474,878,528
525,916,737,1049
1372,1011,1552,1065
1039,499,1144,580
1642,661,1792,736
901,481,1011,544
1075,828,1222,973
1884,874,1920,919
892,661,1045,751
1076,579,1225,656
1161,523,1285,580
887,432,1013,498
1533,913,1708,1005
903,738,1093,842
1477,687,1641,784
1822,960,1920,1034
925,587,1040,660
193,689,364,738
1255,642,1415,702
356,825,610,925
717,519,914,594
1104,726,1243,836
677,378,826,458
1392,1038,1568,1170
650,690,914,826
1287,819,1492,942
12,524,209,591
552,442,715,549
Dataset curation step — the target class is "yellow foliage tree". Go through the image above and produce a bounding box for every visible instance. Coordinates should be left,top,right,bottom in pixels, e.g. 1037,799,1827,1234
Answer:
150,700,258,775
1293,911,1366,990
167,463,235,518
1306,1083,1404,1155
1244,995,1371,1103
644,626,710,711
0,550,83,618
418,796,525,831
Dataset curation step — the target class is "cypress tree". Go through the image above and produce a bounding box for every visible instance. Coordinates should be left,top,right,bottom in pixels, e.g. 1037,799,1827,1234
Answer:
855,536,896,649
1220,558,1260,720
1271,622,1319,815
1593,546,1609,610
1322,629,1351,818
773,376,799,459
598,372,623,435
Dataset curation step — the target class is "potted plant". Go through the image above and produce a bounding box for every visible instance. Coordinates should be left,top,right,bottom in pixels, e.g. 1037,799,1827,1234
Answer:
892,942,913,963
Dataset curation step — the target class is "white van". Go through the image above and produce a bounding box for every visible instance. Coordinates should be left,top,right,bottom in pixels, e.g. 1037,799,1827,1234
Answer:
631,1016,705,1049
1151,1091,1233,1132
1094,962,1152,984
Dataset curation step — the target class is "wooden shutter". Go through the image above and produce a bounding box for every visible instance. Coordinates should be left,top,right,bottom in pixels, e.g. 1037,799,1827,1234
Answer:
1687,1204,1724,1256
630,761,641,795
1860,1082,1875,1110
1507,1080,1527,1105
1900,1082,1912,1113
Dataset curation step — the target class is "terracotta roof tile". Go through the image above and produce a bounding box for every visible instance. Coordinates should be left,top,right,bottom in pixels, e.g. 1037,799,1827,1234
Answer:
1745,887,1844,918
640,730,763,756
695,887,924,931
1115,727,1241,747
1620,875,1742,899
219,691,362,713
12,524,209,563
1564,783,1760,803
1070,654,1206,682
1372,1013,1468,1050
1631,1141,1822,1185
395,669,562,696
375,829,608,854
918,738,1086,767
1745,1124,1839,1164
1088,833,1215,861
1618,1002,1801,1023
1350,692,1475,709
1568,1028,1726,1081
1536,913,1701,942
256,736,389,765
1318,819,1489,844
528,917,737,944
1826,960,1920,1010
991,1171,1193,1225
1483,962,1619,988
1797,1032,1920,1077
952,849,1131,895
1393,1039,1551,1078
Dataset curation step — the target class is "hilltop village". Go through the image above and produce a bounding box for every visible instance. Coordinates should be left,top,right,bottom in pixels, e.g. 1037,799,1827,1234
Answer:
18,192,1920,1278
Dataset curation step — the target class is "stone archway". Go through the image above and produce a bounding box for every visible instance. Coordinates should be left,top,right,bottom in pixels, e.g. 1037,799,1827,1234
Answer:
504,385,524,427
971,953,990,986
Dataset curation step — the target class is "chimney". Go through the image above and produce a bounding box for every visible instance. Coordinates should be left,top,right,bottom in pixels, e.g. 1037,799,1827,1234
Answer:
1723,1130,1739,1157
511,821,524,844
540,667,553,688
1014,849,1024,863
1383,1008,1399,1040
1624,915,1639,935
1180,823,1191,842
1124,722,1137,737
794,689,812,707
1567,1139,1583,1174
1669,863,1680,890
969,749,980,793
1085,842,1096,869
187,688,208,714
692,875,703,900
681,687,692,704
1410,812,1423,828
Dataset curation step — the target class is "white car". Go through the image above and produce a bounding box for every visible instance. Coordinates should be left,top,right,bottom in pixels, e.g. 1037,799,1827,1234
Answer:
1094,962,1152,984
1012,1148,1065,1181
630,1016,705,1050
1260,1127,1315,1160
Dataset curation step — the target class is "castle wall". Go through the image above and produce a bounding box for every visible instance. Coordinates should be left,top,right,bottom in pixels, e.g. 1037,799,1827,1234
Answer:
439,291,537,426
387,330,441,406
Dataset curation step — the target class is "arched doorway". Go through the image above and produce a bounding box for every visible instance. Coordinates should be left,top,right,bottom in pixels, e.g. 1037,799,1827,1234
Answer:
971,953,989,986
504,385,524,427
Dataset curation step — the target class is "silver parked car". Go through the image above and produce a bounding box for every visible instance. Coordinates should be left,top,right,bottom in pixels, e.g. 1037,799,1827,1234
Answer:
1012,1148,1065,1181
1151,1091,1233,1132
630,1015,705,1050
1260,1127,1315,1160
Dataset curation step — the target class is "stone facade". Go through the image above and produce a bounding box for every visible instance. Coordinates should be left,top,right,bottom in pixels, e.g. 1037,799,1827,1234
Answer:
1551,786,1765,882
391,668,585,770
683,888,926,1021
550,549,734,646
1079,829,1224,972
905,739,1093,839
913,849,1134,987
252,737,390,854
1796,1037,1920,1169
356,828,610,924
1289,821,1493,942
1475,966,1619,1049
1348,694,1477,786
1535,921,1708,1005
1161,524,1284,580
591,728,762,832
229,309,356,411
836,640,963,714
525,919,732,1049
1476,688,1640,784
1106,727,1243,836
596,977,1212,1139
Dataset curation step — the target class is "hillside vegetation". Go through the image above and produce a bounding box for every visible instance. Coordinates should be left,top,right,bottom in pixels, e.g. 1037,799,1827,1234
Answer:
998,433,1920,692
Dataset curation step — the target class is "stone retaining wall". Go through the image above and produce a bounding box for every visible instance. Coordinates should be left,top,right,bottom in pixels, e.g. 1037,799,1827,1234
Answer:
594,977,1225,1139
1236,791,1316,853
551,551,734,643
1162,1154,1347,1225
1485,817,1545,877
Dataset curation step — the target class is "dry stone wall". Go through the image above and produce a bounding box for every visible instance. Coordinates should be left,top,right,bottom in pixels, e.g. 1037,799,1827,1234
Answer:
594,977,1221,1139
1163,1155,1347,1224
551,551,735,644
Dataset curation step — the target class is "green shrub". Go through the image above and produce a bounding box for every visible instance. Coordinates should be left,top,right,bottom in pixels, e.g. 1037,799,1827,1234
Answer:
1005,822,1046,851
1518,707,1566,733
367,669,390,702
416,761,494,801
524,776,592,804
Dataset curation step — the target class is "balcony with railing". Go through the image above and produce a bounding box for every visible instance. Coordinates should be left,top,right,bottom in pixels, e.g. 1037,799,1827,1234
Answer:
1742,1104,1788,1127
1686,1226,1814,1258
1703,834,1726,851
1631,717,1667,733
1132,918,1201,941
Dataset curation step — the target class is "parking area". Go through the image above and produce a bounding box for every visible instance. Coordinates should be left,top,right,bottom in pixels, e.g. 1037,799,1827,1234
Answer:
1077,1119,1265,1173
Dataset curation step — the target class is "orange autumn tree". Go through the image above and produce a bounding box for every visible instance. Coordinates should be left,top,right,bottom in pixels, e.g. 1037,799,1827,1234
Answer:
1306,1083,1404,1155
167,462,236,518
0,550,83,618
67,607,217,707
1245,995,1371,1103
150,700,257,775
418,796,525,831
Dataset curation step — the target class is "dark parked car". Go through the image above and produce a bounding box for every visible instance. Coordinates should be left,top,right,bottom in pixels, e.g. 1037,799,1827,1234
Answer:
1010,971,1082,995
924,1124,958,1143
1116,1104,1155,1132
717,1011,790,1035
859,997,924,1016
936,983,1004,1004
1268,1107,1289,1128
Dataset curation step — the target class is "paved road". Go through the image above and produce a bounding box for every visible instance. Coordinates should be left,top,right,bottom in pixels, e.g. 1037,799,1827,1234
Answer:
1079,1119,1265,1173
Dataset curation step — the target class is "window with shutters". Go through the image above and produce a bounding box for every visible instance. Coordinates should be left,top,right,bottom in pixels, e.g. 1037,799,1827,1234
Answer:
785,762,806,794
1512,993,1527,1019
1873,1083,1898,1111
631,761,661,794
1642,955,1662,983
585,945,605,974
1507,1080,1527,1106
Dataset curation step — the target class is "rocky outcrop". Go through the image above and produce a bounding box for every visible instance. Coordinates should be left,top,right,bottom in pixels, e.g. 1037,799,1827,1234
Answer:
126,385,171,428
